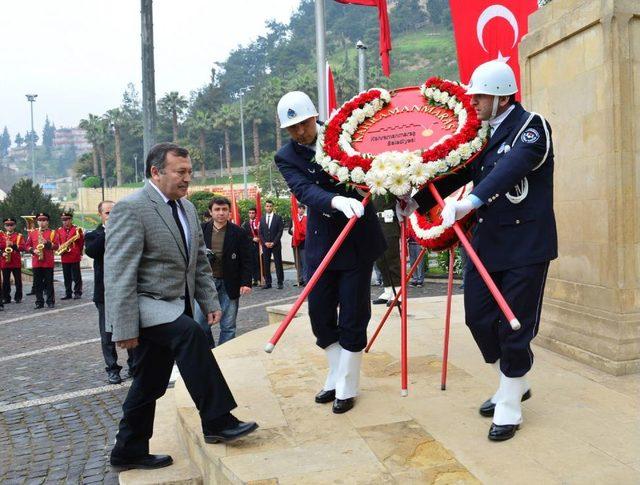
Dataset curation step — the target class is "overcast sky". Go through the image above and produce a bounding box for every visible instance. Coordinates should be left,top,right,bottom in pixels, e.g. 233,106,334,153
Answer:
1,0,301,140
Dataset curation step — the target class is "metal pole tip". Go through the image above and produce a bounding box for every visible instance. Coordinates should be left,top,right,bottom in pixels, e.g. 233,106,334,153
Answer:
509,319,521,331
264,343,275,353
401,389,408,397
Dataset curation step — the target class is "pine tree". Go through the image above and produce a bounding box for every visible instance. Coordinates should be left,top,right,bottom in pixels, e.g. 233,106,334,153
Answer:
42,116,56,156
0,179,62,233
0,127,10,158
15,133,24,148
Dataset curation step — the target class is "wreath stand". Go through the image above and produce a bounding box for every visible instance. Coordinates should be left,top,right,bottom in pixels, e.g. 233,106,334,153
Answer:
264,183,521,396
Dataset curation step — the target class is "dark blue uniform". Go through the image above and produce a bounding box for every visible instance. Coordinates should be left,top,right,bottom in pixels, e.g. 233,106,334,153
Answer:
275,141,386,352
415,103,557,377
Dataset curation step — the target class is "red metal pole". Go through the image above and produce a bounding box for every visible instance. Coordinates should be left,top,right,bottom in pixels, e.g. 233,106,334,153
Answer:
365,247,427,353
441,248,455,390
427,183,521,331
400,219,409,396
265,193,371,352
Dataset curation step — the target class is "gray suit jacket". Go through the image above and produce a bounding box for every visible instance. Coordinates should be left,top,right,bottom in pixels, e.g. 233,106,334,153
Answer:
104,181,220,341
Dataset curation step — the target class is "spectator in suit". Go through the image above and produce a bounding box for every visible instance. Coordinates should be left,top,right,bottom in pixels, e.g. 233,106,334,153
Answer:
241,207,261,286
195,196,253,347
258,200,284,289
84,200,134,384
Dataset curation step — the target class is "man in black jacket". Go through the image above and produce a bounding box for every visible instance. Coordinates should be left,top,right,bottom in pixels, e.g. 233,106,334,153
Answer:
258,200,284,289
84,200,134,384
195,196,252,346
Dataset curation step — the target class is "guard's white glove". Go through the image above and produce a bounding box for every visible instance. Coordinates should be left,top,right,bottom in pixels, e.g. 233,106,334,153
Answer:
441,197,475,226
331,196,365,218
395,196,419,222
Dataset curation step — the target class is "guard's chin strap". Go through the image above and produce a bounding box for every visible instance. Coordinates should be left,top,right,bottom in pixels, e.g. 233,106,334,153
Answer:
490,96,500,119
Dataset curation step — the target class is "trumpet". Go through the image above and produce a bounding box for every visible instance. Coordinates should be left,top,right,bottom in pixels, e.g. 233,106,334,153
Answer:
55,232,80,256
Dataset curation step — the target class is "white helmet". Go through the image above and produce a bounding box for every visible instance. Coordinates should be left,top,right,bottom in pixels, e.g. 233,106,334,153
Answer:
277,91,318,128
466,61,518,96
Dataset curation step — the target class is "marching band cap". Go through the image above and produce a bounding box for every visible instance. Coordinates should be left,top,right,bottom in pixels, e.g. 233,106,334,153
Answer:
61,211,73,218
36,212,50,220
3,217,16,224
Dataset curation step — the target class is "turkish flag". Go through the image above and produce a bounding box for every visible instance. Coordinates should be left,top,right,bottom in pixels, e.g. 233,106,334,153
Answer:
230,190,241,225
449,0,538,96
334,0,392,77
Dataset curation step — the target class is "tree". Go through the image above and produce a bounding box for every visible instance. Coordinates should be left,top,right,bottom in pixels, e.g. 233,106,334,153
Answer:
0,179,62,233
104,108,126,185
213,104,238,178
262,77,286,150
79,114,108,179
1,127,11,158
42,116,56,156
158,91,188,142
245,98,264,166
187,110,213,178
14,133,24,148
252,151,288,198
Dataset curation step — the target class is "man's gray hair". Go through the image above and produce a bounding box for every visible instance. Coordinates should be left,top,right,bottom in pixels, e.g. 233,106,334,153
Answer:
145,142,189,178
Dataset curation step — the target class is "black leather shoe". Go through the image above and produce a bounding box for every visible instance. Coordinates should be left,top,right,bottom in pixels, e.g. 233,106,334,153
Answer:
34,303,44,309
262,284,272,289
61,295,72,300
122,368,134,380
110,454,173,470
277,283,284,289
204,420,259,444
108,371,122,384
372,298,389,305
479,389,531,417
332,398,355,414
315,389,335,404
73,294,82,299
488,423,519,441
47,303,55,309
387,299,400,307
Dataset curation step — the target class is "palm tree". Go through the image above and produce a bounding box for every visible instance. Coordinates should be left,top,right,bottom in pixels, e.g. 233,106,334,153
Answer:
158,91,188,142
214,104,237,177
79,114,107,179
104,108,126,185
187,110,212,178
263,77,285,150
245,98,263,166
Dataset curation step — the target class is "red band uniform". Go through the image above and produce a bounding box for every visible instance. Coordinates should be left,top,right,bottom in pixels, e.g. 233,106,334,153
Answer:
1,218,26,303
56,212,84,299
26,213,59,308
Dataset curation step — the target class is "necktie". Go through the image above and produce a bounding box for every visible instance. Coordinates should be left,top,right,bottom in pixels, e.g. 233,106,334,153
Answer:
267,214,271,228
167,200,188,259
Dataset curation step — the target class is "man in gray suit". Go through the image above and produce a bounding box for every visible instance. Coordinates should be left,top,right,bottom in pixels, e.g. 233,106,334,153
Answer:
105,143,258,470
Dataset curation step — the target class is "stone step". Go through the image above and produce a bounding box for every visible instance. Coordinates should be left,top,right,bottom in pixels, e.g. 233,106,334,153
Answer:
119,388,202,485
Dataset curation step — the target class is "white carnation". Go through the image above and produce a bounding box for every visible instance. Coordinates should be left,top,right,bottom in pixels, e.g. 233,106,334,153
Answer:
446,151,461,167
471,138,483,150
351,167,366,183
336,166,350,183
327,162,339,176
363,103,376,117
458,143,473,159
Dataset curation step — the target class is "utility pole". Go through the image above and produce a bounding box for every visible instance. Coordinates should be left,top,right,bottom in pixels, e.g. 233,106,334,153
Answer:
357,41,367,92
134,154,138,183
315,0,327,121
219,145,223,178
238,86,253,198
25,94,38,182
141,0,157,159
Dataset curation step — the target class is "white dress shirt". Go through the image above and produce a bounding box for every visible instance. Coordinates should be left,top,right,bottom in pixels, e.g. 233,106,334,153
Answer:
149,180,191,252
489,104,516,137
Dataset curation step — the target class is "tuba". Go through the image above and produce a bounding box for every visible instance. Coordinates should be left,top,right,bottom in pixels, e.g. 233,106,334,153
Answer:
22,215,36,231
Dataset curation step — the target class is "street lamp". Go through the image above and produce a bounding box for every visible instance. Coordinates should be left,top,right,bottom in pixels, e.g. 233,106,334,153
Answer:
356,41,367,92
218,144,223,179
238,85,253,198
25,94,38,182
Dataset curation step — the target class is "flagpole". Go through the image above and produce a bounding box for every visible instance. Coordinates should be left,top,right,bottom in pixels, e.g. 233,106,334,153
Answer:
357,40,367,91
315,0,327,121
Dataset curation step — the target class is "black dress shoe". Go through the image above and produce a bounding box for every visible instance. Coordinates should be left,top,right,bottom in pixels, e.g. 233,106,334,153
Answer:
479,389,532,417
262,284,272,289
332,398,355,414
488,423,519,441
315,389,335,404
34,303,44,309
372,298,389,305
204,420,259,444
277,283,284,289
61,295,73,300
387,299,400,307
108,371,122,385
73,294,82,299
47,303,55,309
110,454,173,470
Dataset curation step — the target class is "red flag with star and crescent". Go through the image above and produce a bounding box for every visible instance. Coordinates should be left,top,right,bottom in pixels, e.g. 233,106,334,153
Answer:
449,0,538,97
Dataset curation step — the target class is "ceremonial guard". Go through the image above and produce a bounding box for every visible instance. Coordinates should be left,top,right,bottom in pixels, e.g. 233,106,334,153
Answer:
400,61,557,441
26,212,59,309
275,91,386,413
1,218,25,304
56,211,84,299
